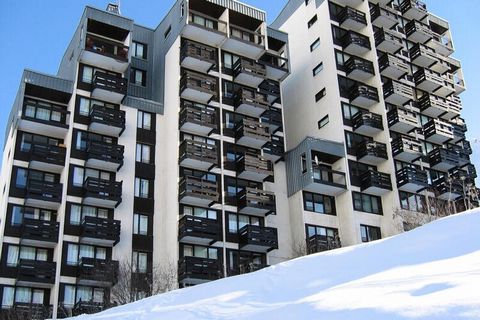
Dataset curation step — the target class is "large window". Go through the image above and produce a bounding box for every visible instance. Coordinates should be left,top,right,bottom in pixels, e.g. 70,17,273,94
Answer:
137,111,152,130
182,245,218,260
181,205,217,220
132,251,148,273
134,177,151,198
132,42,147,59
69,203,108,225
352,192,383,215
23,98,65,124
399,191,426,213
62,285,104,306
1,287,45,308
10,205,53,226
228,213,262,233
360,224,381,242
74,130,113,151
6,245,48,267
20,133,60,153
306,225,338,239
130,68,146,87
303,191,335,215
72,167,111,187
133,214,149,236
77,96,116,117
136,143,152,164
66,243,106,266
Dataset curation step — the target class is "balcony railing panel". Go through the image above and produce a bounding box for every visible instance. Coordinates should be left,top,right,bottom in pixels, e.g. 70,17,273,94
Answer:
352,111,383,135
307,235,341,254
374,28,403,54
356,141,388,165
180,39,217,73
391,137,422,162
339,6,367,30
179,100,218,135
235,118,271,149
178,256,221,285
85,34,128,61
180,70,218,104
360,170,392,195
178,215,222,245
345,56,375,82
179,139,218,170
179,176,219,206
234,88,270,117
77,257,119,287
86,141,124,171
428,148,459,172
349,84,379,107
20,218,59,246
17,259,56,286
237,187,276,216
89,105,126,136
396,167,429,193
83,177,122,208
25,179,62,209
236,153,273,182
239,225,278,253
80,216,121,246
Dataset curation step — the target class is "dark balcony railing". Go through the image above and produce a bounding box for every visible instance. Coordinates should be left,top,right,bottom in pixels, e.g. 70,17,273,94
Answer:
178,256,221,283
179,139,218,167
229,24,265,47
428,148,460,170
339,6,367,26
356,141,388,161
236,153,273,178
181,39,217,66
234,88,270,110
239,225,278,252
261,107,283,131
28,143,66,167
178,215,222,243
383,80,414,104
78,257,119,285
26,179,63,204
262,136,284,160
361,170,392,192
20,218,59,244
345,56,375,77
396,167,429,190
409,43,437,66
259,79,281,104
89,105,126,131
374,28,403,52
352,111,383,131
237,187,276,214
179,100,218,135
180,70,218,99
233,58,266,78
86,141,125,167
93,71,127,95
400,0,427,18
13,302,52,319
307,235,341,254
370,4,398,27
72,301,105,316
349,84,379,104
259,52,289,71
312,166,347,188
341,31,371,51
85,34,128,61
188,10,227,34
235,118,271,143
378,53,409,78
179,176,219,204
81,216,121,245
83,177,122,205
433,176,464,197
387,107,419,131
423,119,454,142
235,263,269,275
391,136,422,158
17,259,56,284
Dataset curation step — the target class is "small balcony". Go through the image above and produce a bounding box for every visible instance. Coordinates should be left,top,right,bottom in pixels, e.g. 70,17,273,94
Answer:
259,79,281,105
260,106,283,133
451,123,466,144
307,235,341,254
387,108,419,134
12,303,52,319
383,80,414,106
178,256,221,285
410,43,438,68
423,119,454,144
179,139,218,171
183,10,227,47
391,136,423,162
339,6,367,30
27,142,66,174
401,0,428,21
179,100,218,136
77,258,119,287
427,31,454,57
179,176,219,207
262,135,284,162
180,70,218,104
80,216,121,247
418,93,450,118
89,105,126,137
341,30,371,55
239,225,278,253
72,301,105,317
305,165,347,197
431,54,451,74
234,88,270,117
86,141,124,172
349,84,379,108
224,24,265,59
370,4,398,30
258,52,289,81
378,54,409,80
452,74,466,95
374,28,403,54
236,153,273,182
82,34,129,73
233,58,266,87
237,187,276,217
20,103,70,139
91,71,127,104
180,39,217,73
16,259,56,288
25,179,62,210
433,176,463,201
405,20,433,44
178,215,222,245
428,148,460,171
360,170,392,196
344,56,375,82
235,118,271,149
352,111,383,135
444,95,462,120
356,141,388,165
20,218,59,248
83,177,122,208
396,167,429,193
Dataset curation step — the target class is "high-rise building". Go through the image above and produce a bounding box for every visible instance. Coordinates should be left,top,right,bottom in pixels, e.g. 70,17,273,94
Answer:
0,0,476,318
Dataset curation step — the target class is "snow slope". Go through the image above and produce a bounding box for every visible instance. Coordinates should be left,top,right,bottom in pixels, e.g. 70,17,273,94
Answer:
74,210,480,320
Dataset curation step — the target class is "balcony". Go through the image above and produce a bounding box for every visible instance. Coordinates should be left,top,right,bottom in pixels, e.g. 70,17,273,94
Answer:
223,24,265,59
427,31,454,57
179,139,218,171
27,142,66,174
383,80,414,106
405,20,433,44
12,303,52,319
25,179,62,210
178,256,221,285
239,225,278,253
234,88,270,117
258,52,289,81
233,58,266,87
180,70,218,104
77,258,119,287
237,187,276,217
236,153,273,182
179,100,218,136
418,93,450,118
20,219,59,248
89,105,126,137
183,10,227,47
428,148,460,171
374,28,403,54
444,95,462,120
434,74,456,98
259,79,281,104
401,0,428,21
451,123,466,144
339,6,367,30
233,263,269,275
360,170,392,196
344,56,375,82
16,259,56,288
261,106,283,133
178,215,222,245
391,136,423,162
341,30,371,55
378,54,409,80
352,111,383,135
80,216,121,247
180,39,217,73
433,176,463,201
83,177,122,208
370,5,398,30
431,54,450,74
82,34,129,73
91,71,127,104
86,141,124,172
423,119,454,144
307,235,341,254
72,301,105,317
410,43,438,68
356,141,388,165
304,165,347,197
387,108,419,134
235,118,271,149
349,84,379,107
179,176,219,207
396,167,429,193
262,135,284,162
20,102,70,139
453,74,466,95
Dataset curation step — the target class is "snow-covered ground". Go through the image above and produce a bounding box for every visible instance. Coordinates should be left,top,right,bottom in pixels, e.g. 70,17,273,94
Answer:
74,209,480,320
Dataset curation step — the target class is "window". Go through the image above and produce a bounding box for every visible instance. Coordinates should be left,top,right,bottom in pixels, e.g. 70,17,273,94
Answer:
133,214,149,235
303,191,335,215
137,111,152,130
228,213,261,233
182,205,217,219
352,192,383,215
1,287,44,306
66,243,106,266
360,224,381,242
2,286,14,308
10,205,52,226
15,168,28,188
72,166,110,187
312,62,323,76
306,225,338,239
136,143,152,164
133,42,147,59
132,251,148,273
399,191,426,213
130,68,146,87
134,177,150,198
7,245,47,267
310,38,320,52
183,245,218,259
222,52,240,72
315,88,326,102
318,115,329,129
69,204,108,225
301,153,307,174
77,96,116,117
308,15,318,28
164,25,172,39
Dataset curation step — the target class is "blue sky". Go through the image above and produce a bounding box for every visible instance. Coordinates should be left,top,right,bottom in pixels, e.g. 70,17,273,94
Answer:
0,0,479,169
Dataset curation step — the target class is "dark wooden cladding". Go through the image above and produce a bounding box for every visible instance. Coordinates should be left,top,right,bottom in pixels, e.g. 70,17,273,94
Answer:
179,139,218,166
21,218,59,244
93,71,127,94
235,118,271,142
178,215,222,243
233,58,266,78
72,301,105,316
81,216,121,245
179,176,219,203
77,257,119,286
237,187,276,214
90,105,126,131
307,235,342,254
86,140,125,166
179,100,218,133
239,225,278,252
17,259,56,284
234,87,270,110
178,256,222,283
181,39,218,66
352,111,383,131
236,153,273,176
180,70,218,99
28,143,66,166
360,170,392,191
356,141,388,160
83,177,122,205
26,179,63,204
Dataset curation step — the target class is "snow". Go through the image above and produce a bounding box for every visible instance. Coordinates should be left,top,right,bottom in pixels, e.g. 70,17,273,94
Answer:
73,209,480,320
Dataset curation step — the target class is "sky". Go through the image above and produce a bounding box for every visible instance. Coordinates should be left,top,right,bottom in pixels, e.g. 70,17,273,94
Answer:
0,0,479,169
